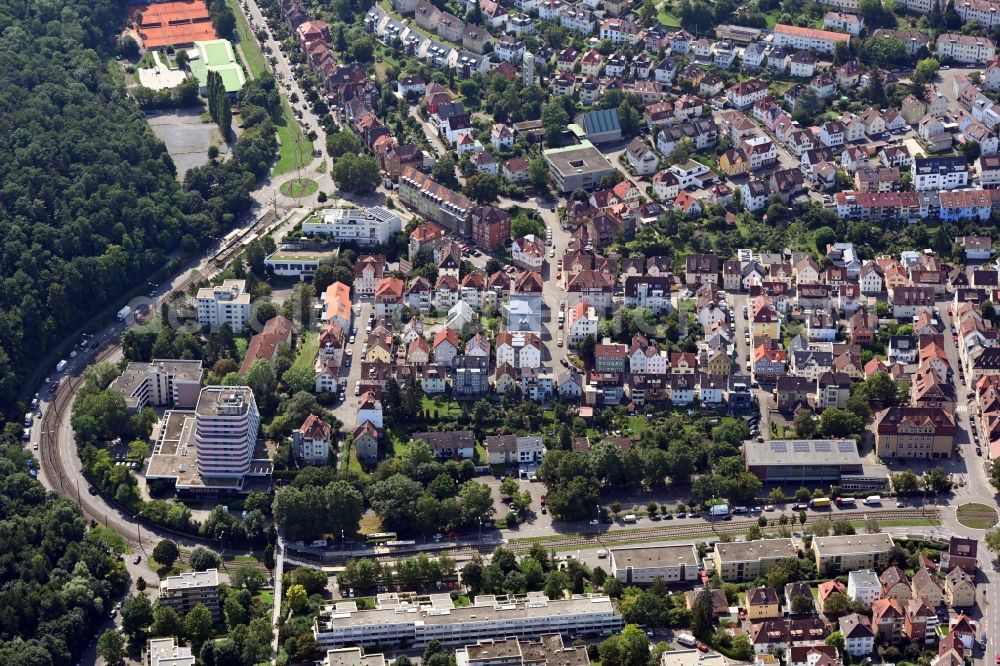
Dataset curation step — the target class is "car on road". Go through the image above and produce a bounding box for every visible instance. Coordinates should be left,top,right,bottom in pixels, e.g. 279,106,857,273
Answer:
88,486,98,495
557,336,563,347
977,447,983,456
676,512,686,518
560,358,569,367
433,533,443,541
896,501,904,508
549,248,555,257
688,512,700,518
597,549,608,558
349,335,355,344
697,643,708,653
589,519,599,525
764,504,775,511
133,555,142,564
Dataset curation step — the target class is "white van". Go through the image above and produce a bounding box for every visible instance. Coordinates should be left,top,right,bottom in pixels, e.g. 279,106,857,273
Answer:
863,495,882,506
677,633,698,648
623,514,637,523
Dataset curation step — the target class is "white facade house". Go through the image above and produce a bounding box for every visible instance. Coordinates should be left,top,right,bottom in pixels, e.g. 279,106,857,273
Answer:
302,206,403,246
912,157,969,191
847,569,883,605
937,33,996,64
196,280,251,329
512,235,546,270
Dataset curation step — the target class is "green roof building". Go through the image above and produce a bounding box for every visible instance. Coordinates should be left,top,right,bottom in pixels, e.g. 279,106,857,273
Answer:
188,39,246,95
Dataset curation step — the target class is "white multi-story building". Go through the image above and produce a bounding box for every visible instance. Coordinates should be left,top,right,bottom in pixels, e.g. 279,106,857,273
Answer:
196,279,250,330
912,156,969,191
193,386,261,481
897,0,941,13
846,569,884,605
110,360,204,413
496,331,543,369
954,0,1000,30
566,301,599,346
147,638,196,666
936,33,996,64
302,206,403,246
772,23,851,54
313,593,623,648
609,545,700,584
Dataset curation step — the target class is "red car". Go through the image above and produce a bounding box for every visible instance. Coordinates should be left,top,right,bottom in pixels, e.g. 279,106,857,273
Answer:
994,656,999,665
697,643,708,653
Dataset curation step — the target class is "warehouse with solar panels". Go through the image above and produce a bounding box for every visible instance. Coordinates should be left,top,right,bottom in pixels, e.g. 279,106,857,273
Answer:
743,439,888,490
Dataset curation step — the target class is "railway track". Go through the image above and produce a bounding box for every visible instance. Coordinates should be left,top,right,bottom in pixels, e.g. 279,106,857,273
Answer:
36,212,286,571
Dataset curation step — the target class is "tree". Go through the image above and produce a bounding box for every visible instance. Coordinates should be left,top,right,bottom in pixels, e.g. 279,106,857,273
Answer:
891,470,920,494
153,539,180,568
185,604,214,645
914,58,940,83
792,595,815,615
792,409,817,438
286,583,307,613
990,458,1000,491
333,154,380,194
121,594,154,639
924,466,953,494
877,545,910,571
541,98,570,145
691,590,714,637
291,567,330,595
499,477,520,499
431,156,460,189
826,630,846,656
151,605,184,638
528,158,549,189
818,408,864,438
231,566,267,593
327,131,363,158
189,546,221,571
463,173,501,203
986,526,1000,556
224,594,248,631
97,630,125,664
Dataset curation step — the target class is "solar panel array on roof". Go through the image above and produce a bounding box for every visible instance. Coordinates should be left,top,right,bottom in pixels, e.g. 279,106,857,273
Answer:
771,442,787,453
793,441,810,452
814,441,831,452
838,441,855,452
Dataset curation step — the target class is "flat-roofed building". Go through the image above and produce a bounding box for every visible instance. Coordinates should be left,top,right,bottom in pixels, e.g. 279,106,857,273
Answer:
661,650,726,666
543,140,619,192
456,634,590,666
159,569,220,620
313,593,622,648
713,539,797,581
110,360,204,414
743,439,888,489
325,647,386,666
147,637,195,666
609,544,700,584
813,534,895,574
302,206,403,246
197,279,250,329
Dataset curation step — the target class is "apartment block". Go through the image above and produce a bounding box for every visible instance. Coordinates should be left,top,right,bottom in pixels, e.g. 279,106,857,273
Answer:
399,166,473,238
159,569,221,620
196,279,250,329
313,593,622,648
713,538,797,581
875,405,956,459
813,534,895,574
110,360,204,413
609,544,700,584
936,33,996,64
772,24,851,54
147,638,195,666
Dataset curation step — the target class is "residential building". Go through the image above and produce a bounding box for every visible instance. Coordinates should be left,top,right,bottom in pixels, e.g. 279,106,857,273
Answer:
747,587,782,620
609,544,700,584
945,567,977,608
840,614,875,658
147,638,196,666
312,593,623,648
936,33,996,64
713,538,797,581
292,414,331,464
812,534,895,574
110,360,204,413
196,279,250,329
848,570,884,605
159,570,221,620
773,24,851,54
399,166,473,237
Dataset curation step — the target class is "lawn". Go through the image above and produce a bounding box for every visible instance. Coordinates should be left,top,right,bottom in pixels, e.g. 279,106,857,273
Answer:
292,331,319,372
956,503,999,529
226,0,268,79
273,99,313,177
255,590,274,610
656,7,681,27
850,518,940,529
344,441,365,474
421,395,462,418
280,177,319,197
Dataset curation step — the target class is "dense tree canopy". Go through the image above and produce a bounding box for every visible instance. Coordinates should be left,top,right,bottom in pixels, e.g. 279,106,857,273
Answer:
0,438,128,664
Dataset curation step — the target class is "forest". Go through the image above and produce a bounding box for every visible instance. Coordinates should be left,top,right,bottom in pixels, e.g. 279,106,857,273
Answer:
0,437,129,665
0,0,273,417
